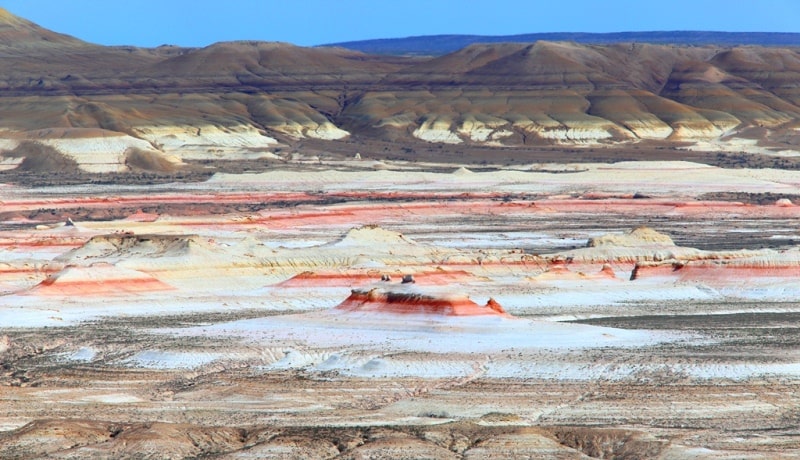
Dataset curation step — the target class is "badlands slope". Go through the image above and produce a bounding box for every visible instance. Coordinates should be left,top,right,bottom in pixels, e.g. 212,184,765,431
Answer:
4,159,800,457
0,8,800,178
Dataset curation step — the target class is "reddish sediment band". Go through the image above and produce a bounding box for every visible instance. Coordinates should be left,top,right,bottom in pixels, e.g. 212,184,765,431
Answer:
631,260,800,281
527,263,620,281
277,269,480,288
31,278,174,296
27,264,174,296
5,195,800,234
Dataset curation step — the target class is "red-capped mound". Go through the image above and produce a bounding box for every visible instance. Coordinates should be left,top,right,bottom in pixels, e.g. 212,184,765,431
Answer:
278,271,378,288
334,287,510,317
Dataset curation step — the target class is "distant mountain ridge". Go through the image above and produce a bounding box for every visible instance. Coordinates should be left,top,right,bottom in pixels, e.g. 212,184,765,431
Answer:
324,31,800,56
1,5,800,175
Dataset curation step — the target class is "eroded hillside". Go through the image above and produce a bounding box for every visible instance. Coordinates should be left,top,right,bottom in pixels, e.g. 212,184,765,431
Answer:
0,8,799,178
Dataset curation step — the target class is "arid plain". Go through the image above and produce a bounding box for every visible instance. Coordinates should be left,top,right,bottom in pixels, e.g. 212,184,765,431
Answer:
3,8,800,459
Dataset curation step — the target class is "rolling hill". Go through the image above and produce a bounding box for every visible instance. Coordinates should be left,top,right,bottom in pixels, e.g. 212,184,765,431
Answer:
0,8,799,175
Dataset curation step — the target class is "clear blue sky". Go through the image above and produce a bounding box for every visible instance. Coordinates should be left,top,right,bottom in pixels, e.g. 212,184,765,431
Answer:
2,0,799,48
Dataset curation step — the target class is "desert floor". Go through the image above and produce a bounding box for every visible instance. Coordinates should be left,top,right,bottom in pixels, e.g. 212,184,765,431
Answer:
2,153,800,458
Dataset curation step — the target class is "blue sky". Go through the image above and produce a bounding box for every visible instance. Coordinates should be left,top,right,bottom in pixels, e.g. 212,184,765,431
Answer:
2,0,798,47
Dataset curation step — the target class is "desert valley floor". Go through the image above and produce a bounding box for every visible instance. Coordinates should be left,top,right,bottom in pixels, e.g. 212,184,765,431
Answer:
3,153,800,458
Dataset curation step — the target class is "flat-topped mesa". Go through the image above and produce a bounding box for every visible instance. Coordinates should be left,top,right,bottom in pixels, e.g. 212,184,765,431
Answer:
334,287,511,317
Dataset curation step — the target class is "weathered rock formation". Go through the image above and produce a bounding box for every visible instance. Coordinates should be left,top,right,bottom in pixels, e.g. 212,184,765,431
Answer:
335,287,509,317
